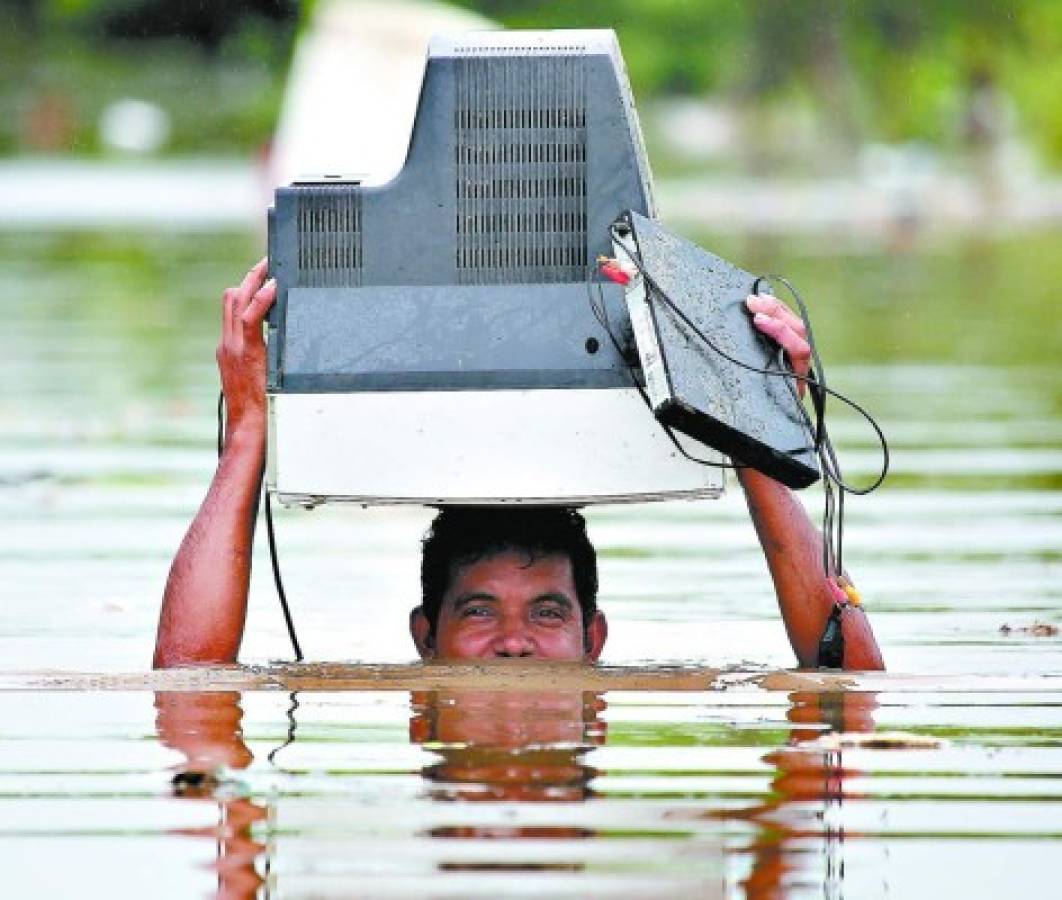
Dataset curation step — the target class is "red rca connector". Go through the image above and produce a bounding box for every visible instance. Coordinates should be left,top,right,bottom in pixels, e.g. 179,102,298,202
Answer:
597,255,637,286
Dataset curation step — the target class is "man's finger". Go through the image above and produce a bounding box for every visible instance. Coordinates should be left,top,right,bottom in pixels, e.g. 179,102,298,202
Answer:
222,287,238,346
241,278,277,330
753,313,810,369
746,293,807,337
753,312,810,398
745,294,807,338
234,257,269,318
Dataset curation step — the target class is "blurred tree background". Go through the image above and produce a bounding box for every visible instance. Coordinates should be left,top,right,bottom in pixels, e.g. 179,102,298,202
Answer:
0,0,298,155
1,0,1060,171
454,0,1062,171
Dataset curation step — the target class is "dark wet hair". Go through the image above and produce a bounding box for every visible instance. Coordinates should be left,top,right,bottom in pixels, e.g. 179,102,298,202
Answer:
419,507,598,635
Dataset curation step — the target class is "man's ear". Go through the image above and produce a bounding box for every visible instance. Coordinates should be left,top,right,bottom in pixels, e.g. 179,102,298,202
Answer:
410,606,435,659
584,610,608,661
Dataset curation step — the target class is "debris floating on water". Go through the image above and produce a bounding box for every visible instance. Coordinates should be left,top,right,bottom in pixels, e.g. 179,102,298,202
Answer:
170,769,219,798
999,622,1059,637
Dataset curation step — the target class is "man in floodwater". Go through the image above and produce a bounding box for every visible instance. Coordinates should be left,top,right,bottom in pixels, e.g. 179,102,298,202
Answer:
153,259,884,671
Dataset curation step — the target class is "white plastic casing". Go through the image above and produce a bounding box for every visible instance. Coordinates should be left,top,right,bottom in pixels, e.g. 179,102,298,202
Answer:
267,389,723,507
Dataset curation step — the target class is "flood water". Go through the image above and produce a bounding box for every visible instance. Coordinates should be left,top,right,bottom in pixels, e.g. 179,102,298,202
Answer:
1,227,1060,896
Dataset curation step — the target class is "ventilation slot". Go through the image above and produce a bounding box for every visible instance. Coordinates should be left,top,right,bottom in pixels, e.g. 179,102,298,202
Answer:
297,186,362,286
455,55,587,284
453,44,587,56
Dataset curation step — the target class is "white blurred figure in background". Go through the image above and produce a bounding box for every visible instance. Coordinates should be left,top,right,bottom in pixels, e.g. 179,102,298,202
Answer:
267,0,495,189
98,99,171,156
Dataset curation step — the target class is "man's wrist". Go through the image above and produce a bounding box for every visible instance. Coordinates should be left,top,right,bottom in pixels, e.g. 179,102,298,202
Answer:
221,421,267,459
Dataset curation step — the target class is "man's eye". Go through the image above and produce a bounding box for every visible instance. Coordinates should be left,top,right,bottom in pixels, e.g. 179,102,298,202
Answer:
461,605,492,619
534,606,566,621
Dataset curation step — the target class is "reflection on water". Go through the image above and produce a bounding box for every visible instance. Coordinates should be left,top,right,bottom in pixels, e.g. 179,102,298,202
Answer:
156,692,265,899
725,692,879,900
31,684,1031,898
413,690,604,809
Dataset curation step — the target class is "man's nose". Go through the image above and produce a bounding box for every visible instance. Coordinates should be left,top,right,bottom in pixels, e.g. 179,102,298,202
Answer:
493,620,534,657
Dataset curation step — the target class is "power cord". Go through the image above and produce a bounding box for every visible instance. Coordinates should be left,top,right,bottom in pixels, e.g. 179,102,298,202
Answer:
601,214,890,584
217,391,303,662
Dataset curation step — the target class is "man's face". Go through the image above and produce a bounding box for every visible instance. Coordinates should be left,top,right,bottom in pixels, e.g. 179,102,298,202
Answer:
412,550,607,661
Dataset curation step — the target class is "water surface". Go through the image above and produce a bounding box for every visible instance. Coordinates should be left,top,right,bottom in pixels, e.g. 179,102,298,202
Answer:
1,227,1059,896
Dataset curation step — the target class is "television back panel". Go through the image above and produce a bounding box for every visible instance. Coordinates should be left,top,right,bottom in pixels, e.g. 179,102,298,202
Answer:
265,30,724,506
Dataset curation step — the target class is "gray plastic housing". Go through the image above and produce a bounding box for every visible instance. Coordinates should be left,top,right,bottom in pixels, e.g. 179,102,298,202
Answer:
266,30,655,393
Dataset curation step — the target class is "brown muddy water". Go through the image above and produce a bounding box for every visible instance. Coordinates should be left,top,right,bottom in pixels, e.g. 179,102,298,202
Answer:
1,228,1060,897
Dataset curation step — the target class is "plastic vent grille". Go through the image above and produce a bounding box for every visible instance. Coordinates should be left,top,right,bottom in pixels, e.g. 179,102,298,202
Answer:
296,186,362,286
455,55,587,284
453,44,587,55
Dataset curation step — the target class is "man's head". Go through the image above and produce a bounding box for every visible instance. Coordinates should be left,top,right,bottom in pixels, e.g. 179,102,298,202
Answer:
410,507,607,661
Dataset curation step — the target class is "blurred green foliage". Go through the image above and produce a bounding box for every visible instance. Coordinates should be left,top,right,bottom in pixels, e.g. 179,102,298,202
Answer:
2,0,1061,167
452,0,1062,167
0,0,296,155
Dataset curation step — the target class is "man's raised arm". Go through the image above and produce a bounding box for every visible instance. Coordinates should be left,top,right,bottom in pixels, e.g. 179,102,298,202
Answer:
740,294,884,671
153,260,276,668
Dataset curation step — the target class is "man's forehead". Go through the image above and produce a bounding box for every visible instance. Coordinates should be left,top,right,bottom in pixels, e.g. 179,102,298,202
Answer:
444,548,576,597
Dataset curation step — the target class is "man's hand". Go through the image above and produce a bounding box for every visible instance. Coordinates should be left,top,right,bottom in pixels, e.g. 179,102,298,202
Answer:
154,258,277,668
218,257,276,446
745,293,810,397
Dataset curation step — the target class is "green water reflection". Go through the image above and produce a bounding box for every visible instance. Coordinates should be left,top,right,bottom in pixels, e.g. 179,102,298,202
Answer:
137,686,1060,898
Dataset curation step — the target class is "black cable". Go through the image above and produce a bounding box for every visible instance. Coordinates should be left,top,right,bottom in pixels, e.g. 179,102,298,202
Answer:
777,358,842,576
264,491,303,660
584,266,744,471
657,272,889,497
216,391,225,458
267,691,301,765
604,218,890,581
217,391,303,662
613,231,889,491
611,228,890,468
